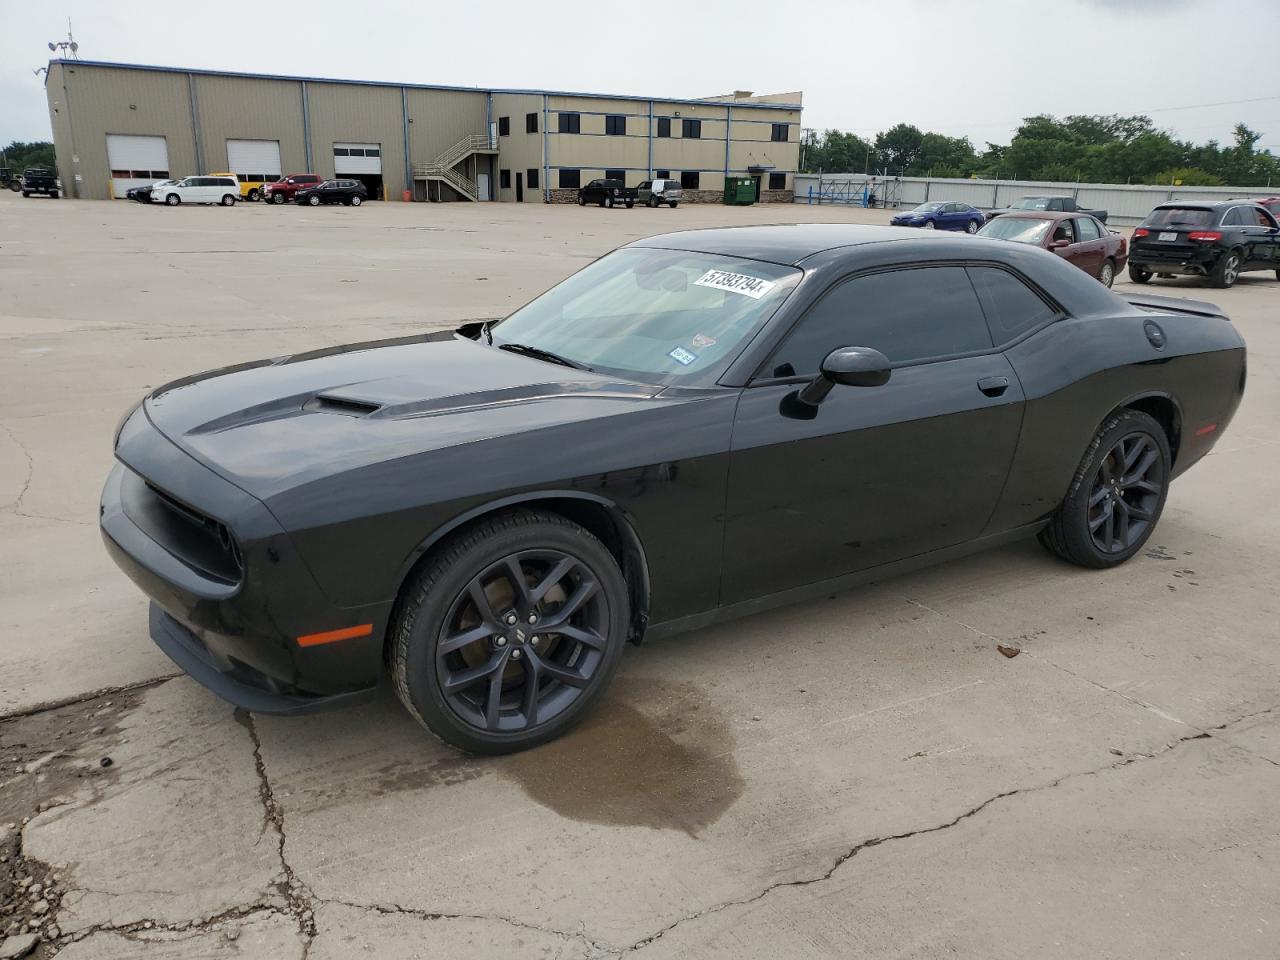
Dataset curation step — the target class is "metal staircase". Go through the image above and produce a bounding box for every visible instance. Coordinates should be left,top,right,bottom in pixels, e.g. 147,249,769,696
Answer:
412,134,498,201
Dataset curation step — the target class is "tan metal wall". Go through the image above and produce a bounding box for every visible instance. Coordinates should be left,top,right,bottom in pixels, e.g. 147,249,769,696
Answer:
194,74,308,175
491,93,545,202
44,64,76,194
406,88,489,165
304,82,407,199
49,63,197,200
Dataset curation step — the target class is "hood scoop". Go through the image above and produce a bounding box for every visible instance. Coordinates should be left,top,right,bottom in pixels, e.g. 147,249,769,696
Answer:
304,395,382,417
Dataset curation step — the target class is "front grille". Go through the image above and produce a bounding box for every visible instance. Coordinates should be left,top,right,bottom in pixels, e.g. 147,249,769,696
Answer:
122,472,243,584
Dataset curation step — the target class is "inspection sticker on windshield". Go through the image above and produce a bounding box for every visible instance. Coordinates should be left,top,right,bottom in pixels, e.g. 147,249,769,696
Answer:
668,346,698,366
694,269,776,300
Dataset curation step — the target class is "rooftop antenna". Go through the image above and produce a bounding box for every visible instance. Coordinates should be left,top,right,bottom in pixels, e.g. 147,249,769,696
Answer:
48,18,80,59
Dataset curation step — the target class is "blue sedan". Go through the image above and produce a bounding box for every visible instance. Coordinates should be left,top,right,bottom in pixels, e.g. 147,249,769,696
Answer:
890,201,985,233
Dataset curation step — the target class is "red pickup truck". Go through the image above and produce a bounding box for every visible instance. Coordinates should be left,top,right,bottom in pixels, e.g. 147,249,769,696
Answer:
262,174,322,204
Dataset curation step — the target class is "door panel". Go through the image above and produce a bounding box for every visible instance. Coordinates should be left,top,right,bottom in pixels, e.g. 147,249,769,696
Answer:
722,355,1024,604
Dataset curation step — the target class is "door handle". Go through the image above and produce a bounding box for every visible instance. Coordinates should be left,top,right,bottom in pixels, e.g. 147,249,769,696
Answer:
977,376,1009,397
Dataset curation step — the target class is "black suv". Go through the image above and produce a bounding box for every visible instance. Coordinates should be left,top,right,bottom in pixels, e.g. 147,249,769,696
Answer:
293,179,369,206
1129,201,1279,288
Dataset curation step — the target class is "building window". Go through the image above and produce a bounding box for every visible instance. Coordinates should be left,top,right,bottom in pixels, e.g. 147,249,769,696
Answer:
682,118,701,139
558,112,581,134
771,123,789,142
681,171,700,189
333,147,350,156
526,112,538,134
527,168,539,188
769,172,786,190
657,117,671,138
498,117,511,137
605,169,625,182
559,169,581,188
655,169,670,179
605,115,626,136
500,169,511,189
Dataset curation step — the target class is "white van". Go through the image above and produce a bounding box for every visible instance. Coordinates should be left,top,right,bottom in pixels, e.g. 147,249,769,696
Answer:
636,178,683,208
152,176,240,206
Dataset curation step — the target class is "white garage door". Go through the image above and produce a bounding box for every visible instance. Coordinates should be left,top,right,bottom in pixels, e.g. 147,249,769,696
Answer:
334,143,382,175
226,139,282,180
106,134,170,199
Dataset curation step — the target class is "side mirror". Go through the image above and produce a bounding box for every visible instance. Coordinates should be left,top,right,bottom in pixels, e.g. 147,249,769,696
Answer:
1050,238,1071,249
796,346,892,406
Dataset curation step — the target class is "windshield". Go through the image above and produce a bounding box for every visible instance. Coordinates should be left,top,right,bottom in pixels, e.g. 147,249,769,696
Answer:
977,217,1051,244
1143,207,1212,228
911,202,944,212
1011,197,1052,210
489,247,801,385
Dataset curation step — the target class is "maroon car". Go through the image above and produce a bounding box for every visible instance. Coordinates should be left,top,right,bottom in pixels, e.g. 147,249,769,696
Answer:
978,211,1128,288
262,173,322,205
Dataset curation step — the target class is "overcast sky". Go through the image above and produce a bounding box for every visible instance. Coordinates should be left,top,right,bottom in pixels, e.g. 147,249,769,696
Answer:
2,0,1278,152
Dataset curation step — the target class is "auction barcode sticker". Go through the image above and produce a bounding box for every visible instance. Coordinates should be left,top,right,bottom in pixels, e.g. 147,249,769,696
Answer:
694,270,776,300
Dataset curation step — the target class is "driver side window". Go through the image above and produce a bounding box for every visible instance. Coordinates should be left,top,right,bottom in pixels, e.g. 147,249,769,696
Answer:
763,266,993,378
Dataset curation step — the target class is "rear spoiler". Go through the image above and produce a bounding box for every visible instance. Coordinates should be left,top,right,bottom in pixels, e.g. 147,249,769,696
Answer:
1124,293,1228,321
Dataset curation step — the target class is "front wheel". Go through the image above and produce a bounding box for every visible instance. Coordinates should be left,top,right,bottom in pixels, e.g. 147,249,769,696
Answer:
165,194,180,206
308,195,320,206
1038,409,1170,569
391,509,629,754
351,195,363,206
221,194,236,206
1209,250,1241,289
625,201,633,208
272,193,286,205
1128,264,1151,284
668,201,678,208
1098,259,1115,288
922,220,935,230
647,197,657,208
21,191,30,198
965,219,979,234
49,191,59,199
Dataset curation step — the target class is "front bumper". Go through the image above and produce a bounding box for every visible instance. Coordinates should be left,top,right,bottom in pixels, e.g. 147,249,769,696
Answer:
101,409,388,712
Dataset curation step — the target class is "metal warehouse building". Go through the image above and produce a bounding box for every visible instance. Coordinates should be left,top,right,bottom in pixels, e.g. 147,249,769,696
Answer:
43,60,802,204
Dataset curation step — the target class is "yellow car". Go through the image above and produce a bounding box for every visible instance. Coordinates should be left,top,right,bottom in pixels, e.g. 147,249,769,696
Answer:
211,172,273,202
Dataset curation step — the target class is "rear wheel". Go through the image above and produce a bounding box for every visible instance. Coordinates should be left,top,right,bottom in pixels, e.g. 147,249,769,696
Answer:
1098,259,1115,288
1128,264,1151,284
578,194,586,206
604,196,614,208
21,191,30,198
1209,250,1241,288
247,189,259,202
221,194,236,206
625,201,633,208
647,197,657,208
668,201,678,208
49,191,59,199
392,509,629,754
965,219,979,234
1038,410,1170,569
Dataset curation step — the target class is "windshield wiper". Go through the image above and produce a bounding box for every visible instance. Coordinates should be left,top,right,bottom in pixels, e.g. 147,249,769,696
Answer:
497,342,592,371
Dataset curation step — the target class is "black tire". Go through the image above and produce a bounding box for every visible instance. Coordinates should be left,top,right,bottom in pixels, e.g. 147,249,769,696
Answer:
391,509,630,754
965,219,979,234
578,194,586,205
1128,263,1151,284
165,193,180,206
625,201,633,209
221,194,236,206
1038,409,1170,569
49,191,59,199
647,197,657,208
1209,249,1241,289
668,201,678,208
21,191,30,198
272,192,286,205
247,189,259,202
351,195,362,206
1098,258,1115,288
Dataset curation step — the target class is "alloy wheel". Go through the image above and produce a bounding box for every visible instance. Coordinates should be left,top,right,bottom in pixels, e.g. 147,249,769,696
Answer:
1099,261,1114,287
1088,432,1165,554
435,549,609,733
1223,254,1239,285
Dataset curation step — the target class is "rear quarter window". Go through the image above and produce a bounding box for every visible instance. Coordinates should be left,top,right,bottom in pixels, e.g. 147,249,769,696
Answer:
967,266,1057,344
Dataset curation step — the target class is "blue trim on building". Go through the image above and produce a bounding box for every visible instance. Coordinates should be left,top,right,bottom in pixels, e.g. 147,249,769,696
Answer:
47,59,802,112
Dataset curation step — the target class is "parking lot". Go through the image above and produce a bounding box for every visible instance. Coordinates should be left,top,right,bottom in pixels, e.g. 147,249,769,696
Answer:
2,191,1279,959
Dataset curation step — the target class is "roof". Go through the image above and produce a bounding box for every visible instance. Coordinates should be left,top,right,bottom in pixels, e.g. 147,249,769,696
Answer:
45,59,803,111
628,224,954,265
988,211,1071,221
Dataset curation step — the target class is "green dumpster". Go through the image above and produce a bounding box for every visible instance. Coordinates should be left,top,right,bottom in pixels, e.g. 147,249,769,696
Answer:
723,176,756,205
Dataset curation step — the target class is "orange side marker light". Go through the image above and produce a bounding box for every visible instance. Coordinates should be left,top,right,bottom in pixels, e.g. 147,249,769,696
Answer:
296,624,373,647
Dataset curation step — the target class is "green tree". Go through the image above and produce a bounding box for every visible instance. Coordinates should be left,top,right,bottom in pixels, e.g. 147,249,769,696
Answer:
1,141,55,172
874,123,926,173
1146,167,1224,186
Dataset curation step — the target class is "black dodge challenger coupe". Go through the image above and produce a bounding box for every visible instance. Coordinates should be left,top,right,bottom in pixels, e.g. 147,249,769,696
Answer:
101,225,1246,753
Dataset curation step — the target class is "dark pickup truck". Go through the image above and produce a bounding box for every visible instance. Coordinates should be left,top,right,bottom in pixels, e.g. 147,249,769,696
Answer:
577,178,636,208
986,195,1107,223
21,167,60,198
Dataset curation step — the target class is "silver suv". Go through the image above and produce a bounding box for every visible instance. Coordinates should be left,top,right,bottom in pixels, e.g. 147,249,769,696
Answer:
636,178,682,208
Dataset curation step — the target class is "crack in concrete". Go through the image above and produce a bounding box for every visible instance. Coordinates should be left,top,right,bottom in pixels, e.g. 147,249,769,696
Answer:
59,902,284,947
618,706,1277,956
318,896,617,957
234,710,317,958
0,421,34,513
0,674,180,724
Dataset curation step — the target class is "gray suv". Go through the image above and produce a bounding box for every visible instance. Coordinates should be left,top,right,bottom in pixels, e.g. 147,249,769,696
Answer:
636,178,682,208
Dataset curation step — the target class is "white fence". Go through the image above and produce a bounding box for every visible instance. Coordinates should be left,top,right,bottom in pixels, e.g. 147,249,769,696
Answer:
793,173,1276,223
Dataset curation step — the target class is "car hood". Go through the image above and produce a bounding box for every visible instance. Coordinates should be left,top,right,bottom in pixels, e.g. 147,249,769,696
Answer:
141,334,684,500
